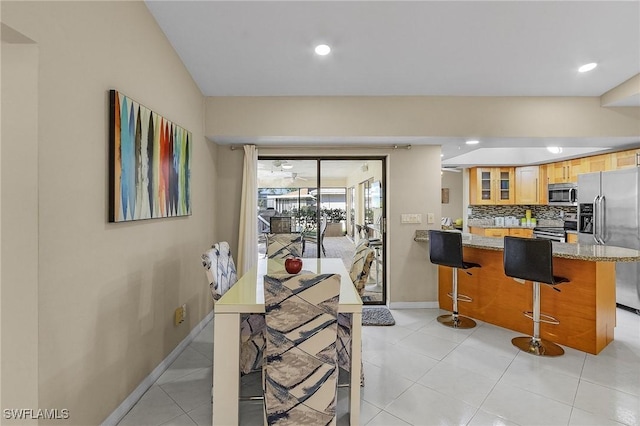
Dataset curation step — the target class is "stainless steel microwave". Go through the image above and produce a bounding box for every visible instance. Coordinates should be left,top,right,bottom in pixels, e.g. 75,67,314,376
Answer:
548,183,578,206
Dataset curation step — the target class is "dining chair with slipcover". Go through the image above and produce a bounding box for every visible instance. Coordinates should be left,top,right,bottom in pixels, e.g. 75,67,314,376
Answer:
202,241,237,300
302,215,328,257
349,244,376,297
335,240,374,386
267,234,303,259
262,273,341,425
353,236,370,251
202,242,266,375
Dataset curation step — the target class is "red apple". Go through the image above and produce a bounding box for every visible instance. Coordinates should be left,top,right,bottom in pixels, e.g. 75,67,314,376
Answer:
285,257,303,274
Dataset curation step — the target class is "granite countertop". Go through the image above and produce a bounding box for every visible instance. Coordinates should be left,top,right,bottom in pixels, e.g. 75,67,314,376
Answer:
413,230,640,262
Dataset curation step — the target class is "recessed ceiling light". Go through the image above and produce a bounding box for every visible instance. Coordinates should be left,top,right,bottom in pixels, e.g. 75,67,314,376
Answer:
466,140,480,145
440,154,444,157
281,163,293,169
547,146,563,154
578,62,597,73
315,44,331,56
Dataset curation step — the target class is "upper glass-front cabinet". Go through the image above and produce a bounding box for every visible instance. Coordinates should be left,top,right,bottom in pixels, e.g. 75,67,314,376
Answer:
470,167,514,205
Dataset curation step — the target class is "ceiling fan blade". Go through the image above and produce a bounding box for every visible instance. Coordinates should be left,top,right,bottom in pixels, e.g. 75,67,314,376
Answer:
291,172,308,181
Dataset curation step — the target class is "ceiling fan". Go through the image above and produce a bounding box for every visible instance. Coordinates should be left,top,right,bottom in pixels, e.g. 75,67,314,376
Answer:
272,160,293,170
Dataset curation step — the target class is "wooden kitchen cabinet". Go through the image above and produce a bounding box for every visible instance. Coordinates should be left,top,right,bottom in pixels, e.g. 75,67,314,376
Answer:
549,162,563,184
484,228,508,238
515,166,546,205
548,159,582,184
583,154,612,173
470,149,639,201
469,227,533,238
509,228,534,238
469,227,509,238
469,167,514,205
611,149,640,169
540,149,640,181
469,227,482,236
568,159,582,182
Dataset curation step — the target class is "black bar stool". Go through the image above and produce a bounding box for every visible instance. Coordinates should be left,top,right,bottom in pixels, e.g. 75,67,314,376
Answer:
429,230,480,329
503,236,569,357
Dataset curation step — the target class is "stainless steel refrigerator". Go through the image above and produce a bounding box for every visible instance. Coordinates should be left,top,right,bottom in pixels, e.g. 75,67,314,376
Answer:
578,168,640,312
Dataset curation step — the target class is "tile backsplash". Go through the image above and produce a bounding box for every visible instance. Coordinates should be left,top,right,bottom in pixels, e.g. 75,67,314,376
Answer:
468,205,576,221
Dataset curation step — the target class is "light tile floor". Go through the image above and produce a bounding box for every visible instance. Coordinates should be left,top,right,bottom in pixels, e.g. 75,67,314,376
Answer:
118,308,640,426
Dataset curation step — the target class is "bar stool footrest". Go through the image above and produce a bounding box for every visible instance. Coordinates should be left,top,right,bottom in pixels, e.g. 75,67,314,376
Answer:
523,311,560,325
447,292,473,303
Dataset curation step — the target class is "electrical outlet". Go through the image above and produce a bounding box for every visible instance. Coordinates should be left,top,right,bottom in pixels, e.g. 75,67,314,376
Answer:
174,306,185,326
427,213,435,224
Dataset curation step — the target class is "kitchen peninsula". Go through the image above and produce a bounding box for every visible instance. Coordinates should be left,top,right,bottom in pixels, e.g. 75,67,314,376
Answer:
415,231,640,354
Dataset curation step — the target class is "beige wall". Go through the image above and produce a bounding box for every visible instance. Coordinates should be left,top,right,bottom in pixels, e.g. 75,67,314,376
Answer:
206,96,640,139
601,74,640,107
1,2,214,424
215,146,243,254
1,40,39,424
441,171,464,222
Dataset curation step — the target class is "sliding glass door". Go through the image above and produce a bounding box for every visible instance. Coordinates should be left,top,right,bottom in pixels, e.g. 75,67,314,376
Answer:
256,159,318,258
257,156,386,305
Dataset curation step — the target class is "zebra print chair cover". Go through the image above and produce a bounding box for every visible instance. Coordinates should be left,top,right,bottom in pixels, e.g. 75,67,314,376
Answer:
350,245,375,297
335,242,375,385
202,242,237,300
263,273,341,426
201,242,266,375
267,234,303,259
354,236,370,250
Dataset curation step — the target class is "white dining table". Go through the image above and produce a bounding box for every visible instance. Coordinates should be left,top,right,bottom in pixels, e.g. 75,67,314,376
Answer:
212,257,363,425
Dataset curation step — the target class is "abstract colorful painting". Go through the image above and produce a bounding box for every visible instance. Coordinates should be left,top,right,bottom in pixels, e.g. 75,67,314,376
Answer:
109,90,191,222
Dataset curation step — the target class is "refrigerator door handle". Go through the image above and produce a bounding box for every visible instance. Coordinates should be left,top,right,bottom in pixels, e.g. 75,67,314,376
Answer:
595,195,605,245
593,195,601,244
599,195,606,244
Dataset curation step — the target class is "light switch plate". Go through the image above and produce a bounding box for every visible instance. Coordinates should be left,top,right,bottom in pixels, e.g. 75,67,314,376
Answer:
401,214,422,224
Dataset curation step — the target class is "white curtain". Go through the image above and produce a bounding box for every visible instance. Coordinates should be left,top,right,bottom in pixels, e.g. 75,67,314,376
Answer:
237,145,258,274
